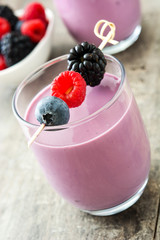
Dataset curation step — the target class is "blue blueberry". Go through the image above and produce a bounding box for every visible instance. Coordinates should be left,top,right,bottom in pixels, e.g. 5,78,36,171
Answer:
15,20,24,31
35,96,70,126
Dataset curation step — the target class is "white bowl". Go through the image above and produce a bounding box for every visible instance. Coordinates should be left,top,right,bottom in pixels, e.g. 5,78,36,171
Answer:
0,8,54,87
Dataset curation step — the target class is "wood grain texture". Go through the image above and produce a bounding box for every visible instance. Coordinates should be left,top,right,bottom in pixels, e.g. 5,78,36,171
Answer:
0,0,160,239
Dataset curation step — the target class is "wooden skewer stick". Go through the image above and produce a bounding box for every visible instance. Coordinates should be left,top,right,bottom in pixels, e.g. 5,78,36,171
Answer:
28,123,45,148
94,20,119,50
28,20,119,148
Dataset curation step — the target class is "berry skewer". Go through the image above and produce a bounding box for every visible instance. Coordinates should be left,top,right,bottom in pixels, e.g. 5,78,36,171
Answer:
28,19,118,147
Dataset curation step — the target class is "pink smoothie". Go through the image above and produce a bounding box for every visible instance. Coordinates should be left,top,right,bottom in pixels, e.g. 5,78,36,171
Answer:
25,73,150,211
53,0,141,46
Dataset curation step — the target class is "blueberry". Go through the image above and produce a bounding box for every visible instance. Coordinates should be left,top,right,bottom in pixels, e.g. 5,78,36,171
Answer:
15,20,24,31
35,96,70,126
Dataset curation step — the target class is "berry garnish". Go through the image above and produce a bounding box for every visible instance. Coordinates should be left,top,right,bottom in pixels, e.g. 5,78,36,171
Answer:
0,54,7,70
0,17,11,39
1,32,35,67
51,71,86,108
35,96,70,126
21,19,46,43
0,5,18,30
67,41,107,87
21,2,47,25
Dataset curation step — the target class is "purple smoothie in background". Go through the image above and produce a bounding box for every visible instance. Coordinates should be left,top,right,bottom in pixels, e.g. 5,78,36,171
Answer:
53,0,141,47
25,73,150,211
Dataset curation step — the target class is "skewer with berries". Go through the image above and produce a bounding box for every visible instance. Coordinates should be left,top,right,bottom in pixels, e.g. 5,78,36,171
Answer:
28,20,119,147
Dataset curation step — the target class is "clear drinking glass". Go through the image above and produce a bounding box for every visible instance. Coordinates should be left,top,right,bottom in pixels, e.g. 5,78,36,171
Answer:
53,0,141,54
12,54,150,216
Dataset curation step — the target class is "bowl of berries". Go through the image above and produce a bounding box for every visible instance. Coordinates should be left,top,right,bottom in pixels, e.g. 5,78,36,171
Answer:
0,2,54,86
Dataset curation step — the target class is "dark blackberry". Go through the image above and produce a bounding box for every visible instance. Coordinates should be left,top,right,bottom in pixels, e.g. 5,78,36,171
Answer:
1,32,35,67
67,42,107,87
0,5,18,30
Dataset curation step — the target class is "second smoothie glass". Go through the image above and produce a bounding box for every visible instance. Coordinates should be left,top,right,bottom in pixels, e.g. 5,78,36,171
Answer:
53,0,141,54
12,54,150,216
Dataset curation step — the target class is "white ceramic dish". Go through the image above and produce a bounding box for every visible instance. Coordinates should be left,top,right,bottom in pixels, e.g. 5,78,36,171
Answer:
0,8,54,87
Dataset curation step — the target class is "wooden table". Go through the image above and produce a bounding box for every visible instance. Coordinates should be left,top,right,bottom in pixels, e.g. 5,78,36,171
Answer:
0,0,160,239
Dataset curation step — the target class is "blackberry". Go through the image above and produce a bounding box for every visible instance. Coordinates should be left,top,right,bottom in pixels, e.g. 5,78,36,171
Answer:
1,32,35,67
0,5,18,30
67,42,107,87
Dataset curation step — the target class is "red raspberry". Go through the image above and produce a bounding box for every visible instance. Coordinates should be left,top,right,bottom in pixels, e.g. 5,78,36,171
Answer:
0,55,7,70
22,2,47,24
0,17,11,39
21,19,46,43
51,71,86,108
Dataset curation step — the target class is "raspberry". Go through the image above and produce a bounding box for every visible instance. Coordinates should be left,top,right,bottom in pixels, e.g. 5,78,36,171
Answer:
51,71,86,108
0,17,11,39
22,2,47,24
21,19,46,43
0,54,7,70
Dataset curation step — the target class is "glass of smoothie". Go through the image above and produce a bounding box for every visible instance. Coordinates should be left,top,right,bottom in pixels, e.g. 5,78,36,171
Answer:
12,54,150,216
53,0,141,54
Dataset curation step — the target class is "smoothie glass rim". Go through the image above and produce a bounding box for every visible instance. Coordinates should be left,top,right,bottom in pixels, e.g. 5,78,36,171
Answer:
12,54,126,130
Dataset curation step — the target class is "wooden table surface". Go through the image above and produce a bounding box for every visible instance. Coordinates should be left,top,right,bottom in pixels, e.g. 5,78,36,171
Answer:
0,0,160,239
